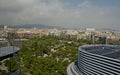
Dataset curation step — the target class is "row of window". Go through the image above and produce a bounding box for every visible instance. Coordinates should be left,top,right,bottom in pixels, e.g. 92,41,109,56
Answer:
78,49,120,74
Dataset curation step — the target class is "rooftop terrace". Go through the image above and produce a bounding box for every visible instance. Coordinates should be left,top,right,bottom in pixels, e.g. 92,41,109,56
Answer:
81,45,120,60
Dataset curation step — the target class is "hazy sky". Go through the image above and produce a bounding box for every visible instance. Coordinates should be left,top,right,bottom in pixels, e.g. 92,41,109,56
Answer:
0,0,120,29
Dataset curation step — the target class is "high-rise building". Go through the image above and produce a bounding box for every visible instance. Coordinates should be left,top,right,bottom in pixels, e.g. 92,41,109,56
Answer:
99,36,107,44
67,45,120,75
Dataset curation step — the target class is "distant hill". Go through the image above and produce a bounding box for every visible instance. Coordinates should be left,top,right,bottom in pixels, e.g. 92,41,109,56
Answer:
0,24,63,29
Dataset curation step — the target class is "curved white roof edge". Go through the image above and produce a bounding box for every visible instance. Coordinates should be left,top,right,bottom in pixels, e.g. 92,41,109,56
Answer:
67,62,83,75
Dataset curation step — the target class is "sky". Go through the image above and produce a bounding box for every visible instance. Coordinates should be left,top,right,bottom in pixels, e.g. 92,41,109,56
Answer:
0,0,120,29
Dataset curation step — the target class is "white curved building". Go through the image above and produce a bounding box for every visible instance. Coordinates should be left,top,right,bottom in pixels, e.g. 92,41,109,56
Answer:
67,45,120,75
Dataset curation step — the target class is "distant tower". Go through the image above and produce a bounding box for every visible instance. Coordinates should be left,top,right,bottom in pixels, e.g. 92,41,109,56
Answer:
4,25,8,31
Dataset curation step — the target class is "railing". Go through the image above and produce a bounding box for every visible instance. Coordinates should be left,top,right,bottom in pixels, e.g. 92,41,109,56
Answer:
6,69,20,75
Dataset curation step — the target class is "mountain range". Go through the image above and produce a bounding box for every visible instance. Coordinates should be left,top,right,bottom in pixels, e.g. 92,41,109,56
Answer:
0,24,63,29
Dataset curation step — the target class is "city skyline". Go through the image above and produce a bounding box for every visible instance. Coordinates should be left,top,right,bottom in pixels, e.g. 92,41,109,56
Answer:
0,0,120,29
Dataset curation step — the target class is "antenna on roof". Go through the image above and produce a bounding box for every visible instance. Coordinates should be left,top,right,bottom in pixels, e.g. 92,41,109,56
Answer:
6,31,21,75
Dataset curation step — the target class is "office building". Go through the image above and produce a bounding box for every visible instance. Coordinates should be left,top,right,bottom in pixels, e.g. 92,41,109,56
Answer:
67,45,120,75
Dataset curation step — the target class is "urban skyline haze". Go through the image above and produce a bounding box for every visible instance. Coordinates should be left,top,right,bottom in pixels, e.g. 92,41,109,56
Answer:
0,0,120,29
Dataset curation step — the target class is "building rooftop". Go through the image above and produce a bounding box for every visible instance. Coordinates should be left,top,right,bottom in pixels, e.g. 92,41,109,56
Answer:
80,45,120,60
0,46,20,57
